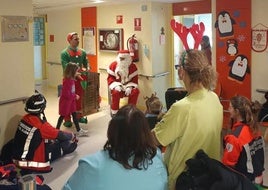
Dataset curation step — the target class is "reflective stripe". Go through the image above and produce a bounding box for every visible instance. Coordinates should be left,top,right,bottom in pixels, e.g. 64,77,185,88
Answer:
21,127,37,159
244,144,254,173
13,159,50,168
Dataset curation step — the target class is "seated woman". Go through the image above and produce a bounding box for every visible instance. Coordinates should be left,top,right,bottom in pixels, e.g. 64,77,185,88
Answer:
222,95,265,184
63,104,168,190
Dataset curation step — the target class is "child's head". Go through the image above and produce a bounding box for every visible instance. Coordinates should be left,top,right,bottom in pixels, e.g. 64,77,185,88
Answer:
144,93,163,114
64,62,79,79
229,95,262,131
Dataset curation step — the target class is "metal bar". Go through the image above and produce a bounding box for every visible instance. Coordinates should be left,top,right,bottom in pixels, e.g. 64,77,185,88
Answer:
99,67,169,79
0,96,28,106
47,61,61,66
139,72,170,79
256,89,268,94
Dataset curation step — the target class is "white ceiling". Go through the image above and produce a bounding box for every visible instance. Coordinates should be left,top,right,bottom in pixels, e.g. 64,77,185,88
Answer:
33,0,199,13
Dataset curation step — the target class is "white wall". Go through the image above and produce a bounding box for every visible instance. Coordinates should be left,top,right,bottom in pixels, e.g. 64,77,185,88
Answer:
0,0,34,147
251,0,268,103
46,8,81,88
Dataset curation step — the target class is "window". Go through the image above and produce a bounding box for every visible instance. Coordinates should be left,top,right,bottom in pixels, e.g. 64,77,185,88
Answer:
172,14,212,87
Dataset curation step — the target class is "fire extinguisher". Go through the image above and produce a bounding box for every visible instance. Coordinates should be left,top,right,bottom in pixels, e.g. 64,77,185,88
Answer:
127,34,139,62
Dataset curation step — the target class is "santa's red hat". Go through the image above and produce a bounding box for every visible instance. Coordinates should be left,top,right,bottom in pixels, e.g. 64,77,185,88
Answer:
67,32,78,42
118,50,130,57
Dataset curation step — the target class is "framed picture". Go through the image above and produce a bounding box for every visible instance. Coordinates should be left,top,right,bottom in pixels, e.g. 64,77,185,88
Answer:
1,16,29,42
99,28,123,52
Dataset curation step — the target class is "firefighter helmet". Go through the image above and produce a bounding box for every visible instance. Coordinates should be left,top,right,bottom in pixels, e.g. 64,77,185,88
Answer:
25,92,47,114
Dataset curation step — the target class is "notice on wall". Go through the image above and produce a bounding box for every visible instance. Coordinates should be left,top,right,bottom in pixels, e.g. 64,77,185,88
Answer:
83,27,96,55
1,16,29,42
134,18,141,31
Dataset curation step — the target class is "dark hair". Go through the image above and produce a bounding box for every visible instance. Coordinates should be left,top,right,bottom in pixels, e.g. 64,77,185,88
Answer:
201,35,211,49
230,95,262,133
103,104,157,170
64,62,79,79
179,49,217,90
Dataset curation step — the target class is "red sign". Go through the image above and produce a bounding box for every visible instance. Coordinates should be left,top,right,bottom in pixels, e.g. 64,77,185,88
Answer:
116,15,123,24
134,18,141,31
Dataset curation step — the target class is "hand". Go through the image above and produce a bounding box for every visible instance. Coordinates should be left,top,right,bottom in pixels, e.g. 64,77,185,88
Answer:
125,87,132,96
114,86,122,92
71,133,78,143
76,94,80,100
76,72,83,80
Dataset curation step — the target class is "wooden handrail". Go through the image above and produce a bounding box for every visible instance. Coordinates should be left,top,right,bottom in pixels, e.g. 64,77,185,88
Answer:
0,96,28,105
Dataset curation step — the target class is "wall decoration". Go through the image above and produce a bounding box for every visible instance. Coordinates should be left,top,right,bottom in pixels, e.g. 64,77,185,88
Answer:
215,0,251,129
228,54,250,83
1,16,29,42
215,11,236,38
83,27,96,55
99,28,123,52
226,39,238,56
251,23,268,52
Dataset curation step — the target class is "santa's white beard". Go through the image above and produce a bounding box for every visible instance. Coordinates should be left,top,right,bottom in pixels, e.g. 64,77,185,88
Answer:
115,57,131,84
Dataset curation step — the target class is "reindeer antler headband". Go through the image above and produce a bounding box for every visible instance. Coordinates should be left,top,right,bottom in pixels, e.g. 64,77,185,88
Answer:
170,19,205,50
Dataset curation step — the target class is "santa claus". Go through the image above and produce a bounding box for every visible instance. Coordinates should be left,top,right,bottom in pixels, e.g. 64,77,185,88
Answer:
107,50,140,116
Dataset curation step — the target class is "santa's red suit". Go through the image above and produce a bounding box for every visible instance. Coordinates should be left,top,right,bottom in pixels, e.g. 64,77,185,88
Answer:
107,50,139,115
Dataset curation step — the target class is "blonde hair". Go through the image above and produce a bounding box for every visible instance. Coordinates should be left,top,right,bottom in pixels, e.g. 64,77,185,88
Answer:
64,62,79,79
180,49,217,90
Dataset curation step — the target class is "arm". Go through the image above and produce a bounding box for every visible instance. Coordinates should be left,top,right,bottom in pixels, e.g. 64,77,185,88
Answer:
63,155,100,190
222,135,241,167
125,63,138,88
107,62,122,90
81,49,89,70
152,130,161,146
61,49,70,71
57,131,73,141
152,102,189,146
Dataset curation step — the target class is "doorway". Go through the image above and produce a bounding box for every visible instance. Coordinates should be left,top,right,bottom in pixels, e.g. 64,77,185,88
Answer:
172,13,212,87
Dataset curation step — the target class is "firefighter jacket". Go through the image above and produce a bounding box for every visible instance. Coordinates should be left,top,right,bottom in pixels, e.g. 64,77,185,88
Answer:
12,114,60,172
222,122,265,181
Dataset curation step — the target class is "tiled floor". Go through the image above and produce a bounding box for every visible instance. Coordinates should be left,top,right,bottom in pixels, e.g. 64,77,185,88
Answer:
37,82,268,188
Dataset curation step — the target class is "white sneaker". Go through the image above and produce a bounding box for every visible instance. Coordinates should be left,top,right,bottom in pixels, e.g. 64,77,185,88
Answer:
77,128,88,137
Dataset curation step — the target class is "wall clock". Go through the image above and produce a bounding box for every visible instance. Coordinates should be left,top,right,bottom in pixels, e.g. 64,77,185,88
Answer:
99,28,123,52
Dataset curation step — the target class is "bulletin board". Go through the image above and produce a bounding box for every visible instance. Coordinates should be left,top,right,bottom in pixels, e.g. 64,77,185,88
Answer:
83,27,96,55
1,16,29,42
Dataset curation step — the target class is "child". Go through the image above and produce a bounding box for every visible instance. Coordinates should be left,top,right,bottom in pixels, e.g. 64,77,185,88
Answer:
144,93,164,129
56,62,88,137
222,95,265,184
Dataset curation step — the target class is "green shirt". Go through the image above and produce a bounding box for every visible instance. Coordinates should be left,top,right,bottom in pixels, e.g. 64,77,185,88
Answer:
153,88,223,190
61,46,88,71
